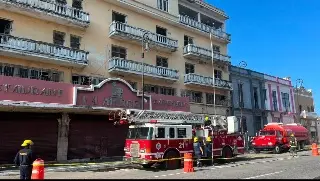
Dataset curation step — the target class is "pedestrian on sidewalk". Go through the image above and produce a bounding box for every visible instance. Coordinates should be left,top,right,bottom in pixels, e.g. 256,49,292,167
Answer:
14,140,35,180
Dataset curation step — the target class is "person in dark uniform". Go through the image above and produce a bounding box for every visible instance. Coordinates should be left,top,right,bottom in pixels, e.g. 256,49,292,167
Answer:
193,137,203,167
289,133,297,157
14,140,35,180
205,136,213,166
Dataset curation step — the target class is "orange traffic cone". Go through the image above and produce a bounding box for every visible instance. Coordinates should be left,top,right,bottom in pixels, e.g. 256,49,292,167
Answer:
183,153,194,173
311,143,319,156
31,158,45,179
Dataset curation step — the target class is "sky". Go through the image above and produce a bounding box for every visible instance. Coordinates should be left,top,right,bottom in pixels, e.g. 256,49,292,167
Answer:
209,0,320,113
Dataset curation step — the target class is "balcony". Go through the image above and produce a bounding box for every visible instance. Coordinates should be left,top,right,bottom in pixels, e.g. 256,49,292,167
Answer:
179,15,230,42
108,58,179,81
184,73,232,90
183,44,230,64
0,34,89,68
109,21,178,53
0,0,90,29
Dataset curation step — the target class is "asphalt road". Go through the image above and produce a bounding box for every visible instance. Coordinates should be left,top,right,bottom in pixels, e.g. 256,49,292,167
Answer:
2,151,320,179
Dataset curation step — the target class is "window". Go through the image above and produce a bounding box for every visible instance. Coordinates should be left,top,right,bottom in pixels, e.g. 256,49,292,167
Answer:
181,90,203,103
272,90,278,111
0,63,63,82
185,63,195,74
184,35,193,46
111,45,127,59
177,128,187,138
307,106,310,112
169,128,175,138
72,75,104,86
56,0,67,4
299,105,302,113
156,56,168,67
127,81,137,90
0,18,12,34
112,11,126,23
157,0,168,12
72,0,83,9
281,92,290,112
311,106,314,112
238,83,244,108
156,26,167,36
253,87,259,109
53,31,65,46
263,89,267,100
144,84,175,96
156,128,165,138
212,45,220,52
214,70,222,79
70,35,81,49
206,93,226,105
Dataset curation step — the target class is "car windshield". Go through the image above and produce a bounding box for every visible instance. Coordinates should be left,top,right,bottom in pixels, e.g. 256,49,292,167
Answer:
126,127,153,140
259,130,276,136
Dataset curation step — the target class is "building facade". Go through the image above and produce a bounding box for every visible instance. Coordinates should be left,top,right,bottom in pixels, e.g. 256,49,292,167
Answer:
230,66,266,136
294,87,319,143
264,75,296,124
0,0,232,163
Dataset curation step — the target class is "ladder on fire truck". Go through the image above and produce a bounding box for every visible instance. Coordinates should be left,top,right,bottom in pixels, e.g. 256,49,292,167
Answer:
125,109,227,129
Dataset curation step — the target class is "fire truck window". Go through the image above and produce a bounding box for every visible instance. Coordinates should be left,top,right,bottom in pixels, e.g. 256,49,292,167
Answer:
177,128,187,138
156,128,165,138
169,128,175,138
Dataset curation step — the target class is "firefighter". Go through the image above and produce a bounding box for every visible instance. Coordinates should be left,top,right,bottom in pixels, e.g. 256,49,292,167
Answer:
14,140,35,180
205,136,213,166
289,133,298,157
193,137,203,167
204,116,212,127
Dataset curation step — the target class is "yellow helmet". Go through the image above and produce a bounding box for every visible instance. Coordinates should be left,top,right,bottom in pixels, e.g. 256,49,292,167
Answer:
194,137,199,142
21,140,34,147
290,133,294,137
206,137,212,142
205,116,209,121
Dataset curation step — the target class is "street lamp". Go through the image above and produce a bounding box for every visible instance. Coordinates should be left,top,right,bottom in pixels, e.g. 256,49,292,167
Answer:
141,32,150,110
295,78,303,123
238,61,247,134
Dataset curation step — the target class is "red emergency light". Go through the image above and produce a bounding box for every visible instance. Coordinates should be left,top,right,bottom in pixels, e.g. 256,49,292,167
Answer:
150,120,158,123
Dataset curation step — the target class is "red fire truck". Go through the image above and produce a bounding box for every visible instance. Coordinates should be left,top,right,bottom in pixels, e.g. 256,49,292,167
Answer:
252,123,308,154
123,110,245,169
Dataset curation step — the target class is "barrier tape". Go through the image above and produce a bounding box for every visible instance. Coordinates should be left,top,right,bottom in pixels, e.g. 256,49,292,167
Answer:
130,156,238,163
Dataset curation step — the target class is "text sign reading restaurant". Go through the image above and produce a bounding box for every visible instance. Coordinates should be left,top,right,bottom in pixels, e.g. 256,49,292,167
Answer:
0,75,73,104
75,79,190,112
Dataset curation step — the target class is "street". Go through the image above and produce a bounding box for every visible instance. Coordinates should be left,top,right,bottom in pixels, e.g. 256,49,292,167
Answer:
1,150,320,179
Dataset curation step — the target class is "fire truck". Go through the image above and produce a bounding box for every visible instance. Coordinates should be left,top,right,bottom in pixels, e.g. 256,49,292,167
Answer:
122,109,245,169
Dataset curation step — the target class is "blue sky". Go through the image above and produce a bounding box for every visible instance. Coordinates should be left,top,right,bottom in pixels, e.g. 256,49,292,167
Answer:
209,0,320,113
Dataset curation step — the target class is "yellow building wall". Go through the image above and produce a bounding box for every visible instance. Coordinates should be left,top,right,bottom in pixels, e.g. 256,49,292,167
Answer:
0,0,230,115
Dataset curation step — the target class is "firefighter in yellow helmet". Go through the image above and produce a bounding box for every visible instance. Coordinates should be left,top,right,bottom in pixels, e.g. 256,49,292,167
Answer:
193,137,203,167
289,133,297,157
204,116,212,127
14,140,35,180
204,136,213,166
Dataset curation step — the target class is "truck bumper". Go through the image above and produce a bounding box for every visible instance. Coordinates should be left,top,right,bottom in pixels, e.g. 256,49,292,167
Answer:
125,157,156,165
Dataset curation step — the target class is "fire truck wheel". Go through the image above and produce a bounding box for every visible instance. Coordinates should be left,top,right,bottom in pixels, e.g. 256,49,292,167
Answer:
273,145,281,154
163,150,180,170
142,163,153,169
254,149,260,154
300,141,305,150
222,147,233,158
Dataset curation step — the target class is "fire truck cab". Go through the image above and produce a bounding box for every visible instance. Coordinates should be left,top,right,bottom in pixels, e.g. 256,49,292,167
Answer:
124,110,245,169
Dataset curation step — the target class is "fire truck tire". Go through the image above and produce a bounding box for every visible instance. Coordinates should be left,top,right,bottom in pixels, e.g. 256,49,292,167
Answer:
222,147,233,158
273,145,281,154
300,141,305,150
254,149,260,154
163,150,180,170
142,163,153,169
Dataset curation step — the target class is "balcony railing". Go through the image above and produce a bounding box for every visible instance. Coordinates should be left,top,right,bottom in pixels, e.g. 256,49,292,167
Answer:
179,15,230,42
108,58,179,81
0,34,89,66
183,44,230,64
0,0,90,27
109,21,178,52
184,73,232,90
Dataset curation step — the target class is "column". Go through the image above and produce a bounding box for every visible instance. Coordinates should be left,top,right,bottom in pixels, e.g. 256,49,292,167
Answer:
57,113,71,161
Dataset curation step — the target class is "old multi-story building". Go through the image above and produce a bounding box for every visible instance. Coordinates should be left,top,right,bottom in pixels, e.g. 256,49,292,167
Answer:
0,0,232,163
230,66,266,136
294,87,319,143
264,75,296,124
